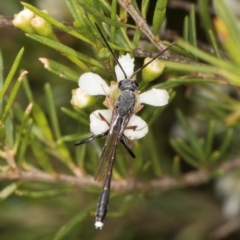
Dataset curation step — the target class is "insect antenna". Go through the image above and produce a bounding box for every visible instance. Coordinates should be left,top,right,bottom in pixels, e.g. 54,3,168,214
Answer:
95,23,128,79
129,42,175,79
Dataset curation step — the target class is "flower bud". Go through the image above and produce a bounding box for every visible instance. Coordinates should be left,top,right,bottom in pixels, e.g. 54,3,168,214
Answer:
12,8,35,33
142,57,165,82
71,88,95,109
31,11,57,40
98,48,111,61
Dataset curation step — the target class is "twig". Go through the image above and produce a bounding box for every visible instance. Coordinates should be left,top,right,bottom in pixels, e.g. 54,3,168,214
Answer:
117,0,166,51
0,15,72,35
117,0,199,65
134,47,200,64
208,217,240,240
1,156,240,192
4,146,17,169
0,15,14,29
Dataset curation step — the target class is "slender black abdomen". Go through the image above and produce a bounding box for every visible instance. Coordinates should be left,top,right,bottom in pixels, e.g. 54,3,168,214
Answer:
95,189,110,229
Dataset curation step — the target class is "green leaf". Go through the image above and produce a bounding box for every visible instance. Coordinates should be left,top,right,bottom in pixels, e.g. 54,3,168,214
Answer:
172,155,181,178
64,0,84,21
44,83,61,139
53,202,96,240
218,128,233,159
61,107,89,126
77,0,135,29
0,182,21,200
0,48,24,100
141,0,150,19
101,23,134,50
31,103,54,142
4,112,14,148
75,140,86,168
210,151,221,163
198,0,215,43
39,58,79,82
171,40,240,85
1,71,27,122
152,0,167,37
176,109,205,162
26,34,102,70
131,0,141,15
132,29,142,47
31,136,54,173
56,140,79,175
170,139,200,168
183,16,189,42
58,133,92,143
97,0,111,14
146,128,163,177
189,5,197,47
0,49,3,114
14,103,33,153
15,188,73,198
205,120,215,158
214,0,240,62
110,0,117,43
154,77,217,90
208,29,221,58
18,119,33,166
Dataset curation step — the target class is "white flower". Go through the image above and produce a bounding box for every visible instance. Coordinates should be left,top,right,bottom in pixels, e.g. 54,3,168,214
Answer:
72,54,169,140
138,88,169,106
115,53,135,81
71,88,94,108
89,109,148,140
79,72,110,95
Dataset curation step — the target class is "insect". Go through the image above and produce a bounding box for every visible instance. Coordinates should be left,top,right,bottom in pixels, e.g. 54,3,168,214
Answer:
75,23,174,229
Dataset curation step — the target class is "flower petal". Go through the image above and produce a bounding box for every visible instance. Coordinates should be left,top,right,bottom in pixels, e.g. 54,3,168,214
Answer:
115,53,135,81
139,88,169,106
79,73,110,95
124,114,148,140
90,109,112,134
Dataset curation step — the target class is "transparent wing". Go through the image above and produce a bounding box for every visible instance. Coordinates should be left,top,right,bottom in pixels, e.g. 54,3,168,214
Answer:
94,106,134,182
94,117,120,182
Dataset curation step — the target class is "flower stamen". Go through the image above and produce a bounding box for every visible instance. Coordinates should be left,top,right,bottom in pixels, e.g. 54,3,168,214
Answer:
98,113,110,126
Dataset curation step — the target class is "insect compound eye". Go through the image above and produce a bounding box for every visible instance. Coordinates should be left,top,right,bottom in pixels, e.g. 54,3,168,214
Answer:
118,80,123,88
134,81,138,88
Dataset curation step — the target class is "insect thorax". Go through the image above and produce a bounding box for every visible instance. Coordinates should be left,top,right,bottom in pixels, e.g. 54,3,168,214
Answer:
116,90,136,117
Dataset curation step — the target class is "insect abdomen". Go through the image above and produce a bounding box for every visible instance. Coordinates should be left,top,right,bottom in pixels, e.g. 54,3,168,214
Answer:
95,189,109,228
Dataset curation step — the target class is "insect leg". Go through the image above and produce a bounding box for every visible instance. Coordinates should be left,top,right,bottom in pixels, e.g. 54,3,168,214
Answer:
75,130,108,146
75,112,111,146
120,135,136,158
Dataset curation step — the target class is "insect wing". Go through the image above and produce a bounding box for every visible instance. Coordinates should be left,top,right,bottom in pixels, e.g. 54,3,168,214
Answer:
94,107,132,182
94,113,121,182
